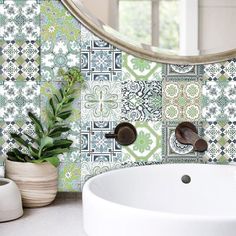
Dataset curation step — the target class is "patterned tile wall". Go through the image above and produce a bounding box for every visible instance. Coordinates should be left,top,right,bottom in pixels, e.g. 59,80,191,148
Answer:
0,0,236,192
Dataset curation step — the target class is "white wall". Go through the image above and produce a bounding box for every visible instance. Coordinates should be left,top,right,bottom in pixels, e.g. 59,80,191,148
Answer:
199,0,236,54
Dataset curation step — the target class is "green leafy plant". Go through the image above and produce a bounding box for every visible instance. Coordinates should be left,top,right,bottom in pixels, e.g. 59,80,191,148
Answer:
6,68,84,167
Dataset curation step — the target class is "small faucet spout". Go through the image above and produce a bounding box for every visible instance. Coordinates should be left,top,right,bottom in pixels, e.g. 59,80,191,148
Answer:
175,122,208,152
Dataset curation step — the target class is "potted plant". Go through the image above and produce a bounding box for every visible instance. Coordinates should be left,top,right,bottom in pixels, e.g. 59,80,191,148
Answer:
5,68,84,208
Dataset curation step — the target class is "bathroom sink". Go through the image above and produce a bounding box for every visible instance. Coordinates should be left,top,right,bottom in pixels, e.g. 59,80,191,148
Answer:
83,164,236,236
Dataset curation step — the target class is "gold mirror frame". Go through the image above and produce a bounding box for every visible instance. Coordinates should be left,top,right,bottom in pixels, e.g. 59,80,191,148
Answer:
62,0,236,65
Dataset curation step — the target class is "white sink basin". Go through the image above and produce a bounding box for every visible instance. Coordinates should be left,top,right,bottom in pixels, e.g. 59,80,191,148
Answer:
83,164,236,236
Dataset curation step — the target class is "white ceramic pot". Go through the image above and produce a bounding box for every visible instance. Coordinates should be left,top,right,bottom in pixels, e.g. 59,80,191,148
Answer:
0,178,23,222
5,159,58,208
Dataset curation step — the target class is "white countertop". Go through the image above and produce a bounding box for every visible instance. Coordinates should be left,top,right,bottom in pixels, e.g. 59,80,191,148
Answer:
0,194,87,236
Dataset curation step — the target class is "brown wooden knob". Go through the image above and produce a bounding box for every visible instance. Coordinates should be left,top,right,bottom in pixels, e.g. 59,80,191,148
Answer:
175,122,208,152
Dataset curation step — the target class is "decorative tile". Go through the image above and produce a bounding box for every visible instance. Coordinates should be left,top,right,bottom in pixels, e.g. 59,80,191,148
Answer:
80,25,99,45
162,121,203,163
81,39,122,81
0,119,35,156
0,40,40,81
0,0,40,40
81,161,122,188
58,121,81,163
162,64,203,81
58,162,81,192
203,121,236,163
80,121,122,162
122,53,162,81
0,81,40,121
121,81,162,121
203,60,236,81
41,0,81,42
41,40,80,81
163,81,201,121
202,80,236,121
81,81,121,121
122,121,162,162
40,81,81,122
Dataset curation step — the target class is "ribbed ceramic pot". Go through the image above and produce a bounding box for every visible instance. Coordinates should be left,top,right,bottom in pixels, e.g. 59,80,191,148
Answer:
5,159,58,208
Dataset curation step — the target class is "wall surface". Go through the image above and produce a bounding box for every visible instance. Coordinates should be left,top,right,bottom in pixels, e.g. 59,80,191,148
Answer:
0,0,236,192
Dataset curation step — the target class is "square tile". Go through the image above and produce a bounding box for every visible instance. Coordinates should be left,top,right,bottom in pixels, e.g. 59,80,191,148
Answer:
40,81,82,122
162,64,203,81
121,81,162,121
162,121,204,163
81,39,122,81
81,81,121,121
81,161,122,188
203,121,236,163
122,121,162,162
41,0,81,42
203,60,236,81
202,80,236,121
80,121,122,162
0,0,40,40
163,81,201,121
0,40,40,81
122,53,162,81
0,81,40,121
58,162,81,192
41,40,80,82
0,119,35,156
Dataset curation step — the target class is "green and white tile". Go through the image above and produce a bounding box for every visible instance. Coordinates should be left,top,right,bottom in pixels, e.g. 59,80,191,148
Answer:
203,121,236,163
41,0,81,42
81,81,121,121
0,0,40,40
0,81,40,121
0,40,40,81
163,81,202,121
122,121,162,162
122,53,162,81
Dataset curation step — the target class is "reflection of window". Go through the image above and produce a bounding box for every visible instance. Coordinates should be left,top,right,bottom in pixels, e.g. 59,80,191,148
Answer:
112,0,180,50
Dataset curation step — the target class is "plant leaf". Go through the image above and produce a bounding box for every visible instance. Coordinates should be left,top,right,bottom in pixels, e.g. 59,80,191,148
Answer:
49,98,55,115
48,126,70,138
40,136,54,149
28,112,44,134
44,139,73,151
10,133,29,148
43,148,69,157
57,111,72,120
31,156,59,167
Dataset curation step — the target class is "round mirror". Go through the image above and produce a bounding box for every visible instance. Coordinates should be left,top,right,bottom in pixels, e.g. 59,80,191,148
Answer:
62,0,236,64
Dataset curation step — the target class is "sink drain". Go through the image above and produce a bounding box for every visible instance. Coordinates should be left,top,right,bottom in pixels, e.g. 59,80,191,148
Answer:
181,175,191,184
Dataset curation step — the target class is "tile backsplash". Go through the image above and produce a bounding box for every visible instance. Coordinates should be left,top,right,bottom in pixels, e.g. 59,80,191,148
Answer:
0,0,236,192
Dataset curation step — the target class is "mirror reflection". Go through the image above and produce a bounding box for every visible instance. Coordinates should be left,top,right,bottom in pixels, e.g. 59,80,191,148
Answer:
80,0,236,56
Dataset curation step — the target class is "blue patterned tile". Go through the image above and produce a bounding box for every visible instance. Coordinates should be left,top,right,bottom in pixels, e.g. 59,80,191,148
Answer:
80,121,122,162
121,81,162,121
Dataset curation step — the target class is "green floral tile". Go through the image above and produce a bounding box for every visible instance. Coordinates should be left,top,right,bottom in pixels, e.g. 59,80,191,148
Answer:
81,81,121,121
122,121,162,162
163,81,202,121
162,121,204,163
203,121,236,163
58,162,81,192
40,81,81,122
0,81,40,121
0,40,40,81
41,0,81,42
122,53,162,81
0,0,40,40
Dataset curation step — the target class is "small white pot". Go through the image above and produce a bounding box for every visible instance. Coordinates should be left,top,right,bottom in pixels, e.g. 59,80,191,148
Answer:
0,178,23,222
5,159,58,208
